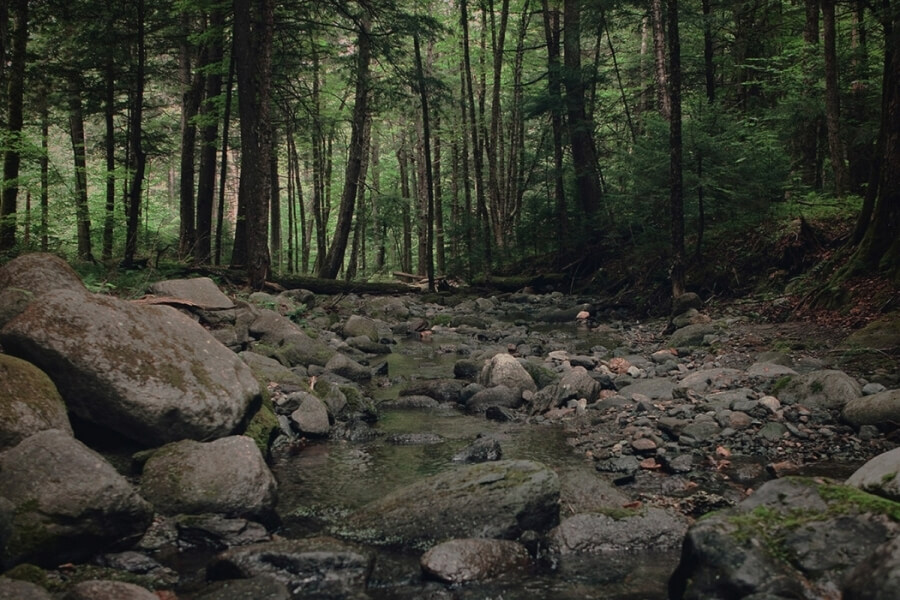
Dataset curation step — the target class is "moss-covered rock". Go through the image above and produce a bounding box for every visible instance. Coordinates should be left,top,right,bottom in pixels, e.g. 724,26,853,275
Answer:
0,354,72,451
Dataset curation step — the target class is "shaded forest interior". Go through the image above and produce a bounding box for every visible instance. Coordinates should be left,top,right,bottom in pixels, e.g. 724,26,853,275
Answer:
1,0,898,308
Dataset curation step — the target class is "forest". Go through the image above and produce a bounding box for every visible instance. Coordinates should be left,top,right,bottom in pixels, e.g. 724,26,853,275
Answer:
0,0,898,300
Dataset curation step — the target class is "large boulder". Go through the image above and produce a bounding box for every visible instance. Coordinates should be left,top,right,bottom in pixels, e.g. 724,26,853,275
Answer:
548,507,689,555
478,353,537,394
147,277,234,309
340,460,559,550
0,354,72,451
342,315,380,342
0,429,153,568
668,477,900,600
207,537,373,599
0,253,86,328
139,436,277,522
842,536,900,600
62,580,158,600
324,353,372,382
248,309,335,367
846,447,900,502
0,578,53,600
0,288,260,446
420,538,530,584
843,389,900,431
778,369,862,411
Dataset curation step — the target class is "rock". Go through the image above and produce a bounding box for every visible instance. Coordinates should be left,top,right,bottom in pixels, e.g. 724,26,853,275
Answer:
249,309,335,367
0,288,34,330
677,368,743,394
0,288,260,446
668,323,716,347
148,277,234,309
62,580,158,600
175,514,271,550
342,315,380,342
0,578,53,600
555,366,602,403
672,292,703,316
380,395,440,409
746,361,798,378
193,576,291,600
0,354,72,451
843,389,900,431
340,460,559,550
139,436,277,523
453,359,481,380
846,447,900,502
618,378,675,401
324,353,372,382
668,478,899,600
452,435,503,463
420,538,530,584
478,353,537,395
207,537,372,599
842,536,900,600
289,395,331,436
0,429,153,568
399,379,466,404
387,433,444,445
240,351,306,388
778,369,862,411
345,336,391,354
549,507,689,554
0,253,85,298
466,384,521,413
671,309,711,329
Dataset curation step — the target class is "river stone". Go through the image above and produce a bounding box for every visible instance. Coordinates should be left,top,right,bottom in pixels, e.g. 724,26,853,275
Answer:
193,576,291,600
778,369,862,411
62,580,157,600
148,277,235,309
746,361,798,378
618,377,675,401
420,538,530,584
555,366,602,403
140,436,277,522
0,354,72,451
672,292,703,316
289,394,331,435
0,578,53,600
548,507,689,554
345,335,391,354
342,315,379,342
0,429,153,568
340,459,560,550
239,351,306,388
174,514,271,550
846,447,900,501
668,323,716,347
842,536,900,600
842,389,900,431
466,384,521,413
248,309,335,367
478,353,537,393
324,352,372,382
400,379,466,403
677,368,743,394
207,537,373,598
0,288,260,446
452,435,502,463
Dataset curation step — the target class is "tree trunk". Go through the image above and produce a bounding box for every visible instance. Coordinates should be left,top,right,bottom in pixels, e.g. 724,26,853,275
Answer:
319,19,372,279
485,0,510,252
270,129,281,273
124,0,147,267
40,100,49,251
102,29,116,261
214,46,234,266
668,0,685,297
69,74,94,261
414,33,436,291
797,0,821,189
701,0,715,103
651,0,671,120
0,0,26,254
179,11,202,258
541,0,567,248
434,118,445,274
822,0,849,196
233,0,274,290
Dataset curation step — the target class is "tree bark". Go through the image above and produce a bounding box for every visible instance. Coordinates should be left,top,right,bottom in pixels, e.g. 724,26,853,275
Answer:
797,0,821,190
179,11,202,258
822,0,849,196
214,47,235,266
233,0,274,290
541,0,568,248
668,0,685,297
270,129,281,272
124,0,147,267
651,0,671,120
701,0,715,103
102,21,116,261
40,99,49,251
319,19,372,279
69,74,94,261
414,33,436,291
0,0,26,254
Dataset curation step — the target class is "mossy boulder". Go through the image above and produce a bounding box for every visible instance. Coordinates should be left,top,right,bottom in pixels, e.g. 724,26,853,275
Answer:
778,369,862,411
0,354,72,451
843,389,900,432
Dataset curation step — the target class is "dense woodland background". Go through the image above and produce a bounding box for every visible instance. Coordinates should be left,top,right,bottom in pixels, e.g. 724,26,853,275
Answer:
0,0,898,304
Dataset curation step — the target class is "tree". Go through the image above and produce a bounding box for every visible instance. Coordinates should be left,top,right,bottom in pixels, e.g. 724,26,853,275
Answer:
668,0,685,297
541,0,567,247
0,0,27,254
822,0,849,195
233,0,275,289
123,0,147,268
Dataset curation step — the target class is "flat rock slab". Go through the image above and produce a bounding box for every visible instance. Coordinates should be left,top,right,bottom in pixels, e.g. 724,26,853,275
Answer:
148,277,235,309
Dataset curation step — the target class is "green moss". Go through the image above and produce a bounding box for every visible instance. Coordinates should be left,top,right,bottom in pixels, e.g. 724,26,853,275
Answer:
242,399,280,456
2,563,49,587
431,314,453,327
771,376,793,394
882,472,897,484
818,483,900,521
809,381,824,394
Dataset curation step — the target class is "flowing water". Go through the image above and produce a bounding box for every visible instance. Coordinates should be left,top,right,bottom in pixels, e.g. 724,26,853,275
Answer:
268,336,680,599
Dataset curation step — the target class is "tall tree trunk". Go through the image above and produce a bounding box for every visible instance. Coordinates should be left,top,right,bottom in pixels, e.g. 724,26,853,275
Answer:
69,75,94,261
563,0,602,226
458,52,474,275
822,0,849,196
668,0,685,297
372,134,386,272
541,0,568,248
124,0,147,267
270,129,281,273
233,0,274,289
434,117,445,275
485,0,510,252
414,33,436,291
651,0,671,120
796,0,822,189
701,0,715,103
847,1,873,195
214,46,234,266
0,0,26,254
179,12,202,258
40,99,49,251
319,19,372,279
103,29,116,261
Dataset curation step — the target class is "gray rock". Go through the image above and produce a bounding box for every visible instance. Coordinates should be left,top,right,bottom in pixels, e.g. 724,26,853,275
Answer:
846,447,900,502
453,359,481,379
452,435,503,463
549,507,689,554
843,536,900,600
148,277,234,309
399,379,466,404
62,580,157,600
207,537,373,599
1,288,259,446
175,514,271,550
0,578,53,600
340,460,559,550
240,351,307,387
324,353,372,382
0,429,152,568
758,422,788,442
556,366,602,403
677,368,743,394
420,538,530,584
0,354,72,451
478,353,537,393
669,323,716,347
747,362,798,378
140,436,277,522
843,389,900,431
289,395,331,435
619,377,675,401
672,292,703,316
466,384,521,413
249,309,335,367
0,287,34,329
0,252,85,298
193,576,291,600
342,315,379,342
680,420,722,442
380,395,440,409
345,335,391,354
779,369,862,411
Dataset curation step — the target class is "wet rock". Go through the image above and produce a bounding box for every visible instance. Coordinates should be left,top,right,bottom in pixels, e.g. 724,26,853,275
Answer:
479,353,537,394
549,507,689,554
193,576,291,600
466,384,522,413
399,379,466,404
342,314,380,342
207,537,373,599
453,359,481,380
1,288,259,446
778,369,862,411
0,429,153,568
0,577,53,599
452,435,503,463
175,514,271,550
324,353,372,382
62,580,157,600
420,538,530,584
0,354,72,451
345,335,391,354
387,433,444,445
339,460,559,550
249,309,335,367
842,389,900,432
139,436,277,523
846,447,900,501
289,395,331,436
381,395,441,409
485,406,517,422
